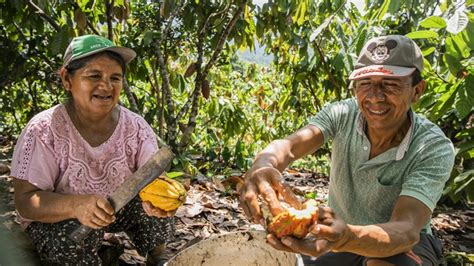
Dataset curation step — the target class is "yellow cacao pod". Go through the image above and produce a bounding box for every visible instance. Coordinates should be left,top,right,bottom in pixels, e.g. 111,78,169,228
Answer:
268,199,318,239
139,176,187,211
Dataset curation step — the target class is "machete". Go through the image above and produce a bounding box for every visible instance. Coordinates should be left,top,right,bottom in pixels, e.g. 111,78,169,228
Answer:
69,146,175,243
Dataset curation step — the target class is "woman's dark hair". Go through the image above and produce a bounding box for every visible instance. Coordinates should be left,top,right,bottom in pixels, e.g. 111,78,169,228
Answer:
64,50,126,77
411,69,422,86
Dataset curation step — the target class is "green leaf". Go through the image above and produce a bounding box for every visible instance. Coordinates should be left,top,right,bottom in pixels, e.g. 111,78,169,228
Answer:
455,127,474,139
462,21,474,50
405,31,439,39
458,139,474,155
429,82,459,121
375,0,392,20
454,170,474,183
449,34,470,58
292,0,307,26
444,53,463,75
304,191,317,199
454,76,474,118
50,26,70,56
439,0,450,13
309,15,332,42
143,30,154,46
446,11,468,34
419,16,447,29
454,170,474,194
354,26,368,55
422,47,435,56
166,172,184,178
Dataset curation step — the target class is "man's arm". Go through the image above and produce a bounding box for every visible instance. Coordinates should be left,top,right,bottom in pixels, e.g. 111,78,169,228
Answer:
239,125,325,223
333,195,431,256
269,195,431,258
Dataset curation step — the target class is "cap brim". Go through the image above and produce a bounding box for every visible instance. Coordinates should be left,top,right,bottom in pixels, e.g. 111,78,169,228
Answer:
67,46,136,66
349,65,416,80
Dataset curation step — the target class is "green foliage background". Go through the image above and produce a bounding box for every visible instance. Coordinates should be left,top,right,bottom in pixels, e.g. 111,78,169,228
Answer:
0,0,473,206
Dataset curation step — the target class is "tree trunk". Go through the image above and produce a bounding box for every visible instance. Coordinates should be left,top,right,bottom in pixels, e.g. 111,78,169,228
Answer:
179,1,248,149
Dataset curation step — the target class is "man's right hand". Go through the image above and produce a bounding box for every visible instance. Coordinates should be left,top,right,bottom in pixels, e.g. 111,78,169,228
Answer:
239,166,301,225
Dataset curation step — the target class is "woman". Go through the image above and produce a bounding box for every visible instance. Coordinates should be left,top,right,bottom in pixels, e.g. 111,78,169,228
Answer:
11,34,174,264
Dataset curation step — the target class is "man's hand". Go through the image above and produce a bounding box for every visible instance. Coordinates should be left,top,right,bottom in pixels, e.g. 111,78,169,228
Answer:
239,166,301,225
73,195,116,229
142,201,176,218
266,206,351,257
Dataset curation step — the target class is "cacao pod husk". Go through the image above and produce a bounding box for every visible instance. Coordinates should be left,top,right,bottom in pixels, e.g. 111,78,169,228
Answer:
139,176,187,211
268,199,318,239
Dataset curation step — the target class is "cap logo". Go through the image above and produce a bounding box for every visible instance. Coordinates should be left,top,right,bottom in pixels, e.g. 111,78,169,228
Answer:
89,43,106,49
366,39,398,64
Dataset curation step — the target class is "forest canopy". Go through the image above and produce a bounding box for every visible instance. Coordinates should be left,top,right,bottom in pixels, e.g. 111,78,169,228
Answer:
1,0,473,204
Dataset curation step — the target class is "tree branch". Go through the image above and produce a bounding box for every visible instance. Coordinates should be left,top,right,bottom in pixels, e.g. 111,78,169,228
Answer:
203,0,247,75
314,42,341,99
105,0,114,40
150,62,164,139
70,2,100,35
123,80,139,113
27,0,60,31
179,1,248,149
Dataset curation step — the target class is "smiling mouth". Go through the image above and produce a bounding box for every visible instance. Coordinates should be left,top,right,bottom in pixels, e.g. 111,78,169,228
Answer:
93,95,113,100
367,108,389,115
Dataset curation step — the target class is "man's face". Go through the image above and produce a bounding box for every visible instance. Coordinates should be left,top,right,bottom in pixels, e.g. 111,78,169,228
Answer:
353,75,425,133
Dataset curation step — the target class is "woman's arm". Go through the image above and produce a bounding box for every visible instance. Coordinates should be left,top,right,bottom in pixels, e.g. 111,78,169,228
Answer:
14,178,115,229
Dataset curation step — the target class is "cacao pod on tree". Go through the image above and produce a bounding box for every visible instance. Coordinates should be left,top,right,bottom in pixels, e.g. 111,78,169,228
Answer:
184,62,198,78
201,79,210,99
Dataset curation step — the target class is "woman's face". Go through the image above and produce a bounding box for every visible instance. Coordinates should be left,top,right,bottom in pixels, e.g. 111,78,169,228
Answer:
62,54,123,117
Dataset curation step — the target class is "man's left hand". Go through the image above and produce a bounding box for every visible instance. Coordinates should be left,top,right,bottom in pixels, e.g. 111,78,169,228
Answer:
266,206,351,257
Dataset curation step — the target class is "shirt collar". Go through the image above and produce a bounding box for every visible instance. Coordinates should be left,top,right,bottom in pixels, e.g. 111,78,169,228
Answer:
356,109,414,161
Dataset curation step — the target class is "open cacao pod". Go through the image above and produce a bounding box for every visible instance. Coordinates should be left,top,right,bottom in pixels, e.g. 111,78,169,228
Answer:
268,199,319,239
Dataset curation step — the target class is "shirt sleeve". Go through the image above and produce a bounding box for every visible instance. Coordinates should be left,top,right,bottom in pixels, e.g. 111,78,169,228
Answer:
135,117,159,168
10,121,59,191
400,137,455,211
308,99,354,143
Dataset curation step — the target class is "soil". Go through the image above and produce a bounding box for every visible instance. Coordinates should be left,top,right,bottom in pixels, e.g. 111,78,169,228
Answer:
0,138,472,265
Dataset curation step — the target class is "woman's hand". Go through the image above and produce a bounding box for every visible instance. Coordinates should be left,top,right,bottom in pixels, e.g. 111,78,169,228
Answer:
142,201,176,218
239,166,301,225
73,195,116,229
266,206,351,257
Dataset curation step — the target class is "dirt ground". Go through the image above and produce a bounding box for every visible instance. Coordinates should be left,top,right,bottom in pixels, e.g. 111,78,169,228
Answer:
0,138,473,265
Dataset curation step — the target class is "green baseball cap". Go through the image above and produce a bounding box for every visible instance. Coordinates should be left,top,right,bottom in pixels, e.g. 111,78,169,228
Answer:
63,34,136,67
349,35,423,80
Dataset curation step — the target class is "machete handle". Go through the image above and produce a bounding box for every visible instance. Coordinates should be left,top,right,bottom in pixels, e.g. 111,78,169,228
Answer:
69,224,93,243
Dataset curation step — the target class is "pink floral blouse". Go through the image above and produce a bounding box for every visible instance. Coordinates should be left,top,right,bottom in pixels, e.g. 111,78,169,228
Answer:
11,104,158,227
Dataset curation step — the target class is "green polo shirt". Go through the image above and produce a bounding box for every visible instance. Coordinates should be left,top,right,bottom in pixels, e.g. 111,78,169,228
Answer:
309,98,455,233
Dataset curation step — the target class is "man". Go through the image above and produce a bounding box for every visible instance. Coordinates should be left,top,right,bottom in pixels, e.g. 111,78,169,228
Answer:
239,35,454,265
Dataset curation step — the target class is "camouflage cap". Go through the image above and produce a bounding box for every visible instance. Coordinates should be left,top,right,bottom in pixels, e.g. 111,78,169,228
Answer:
349,35,423,80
